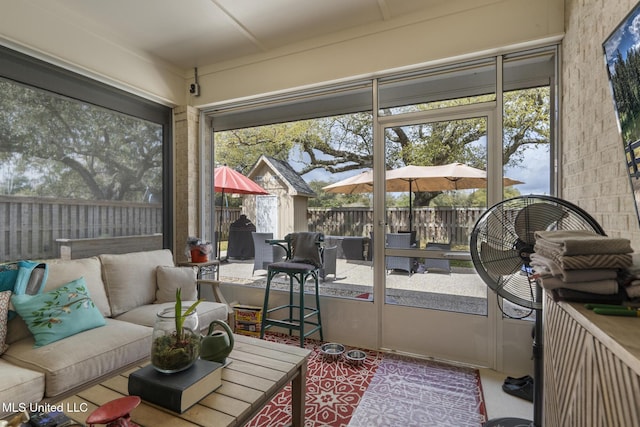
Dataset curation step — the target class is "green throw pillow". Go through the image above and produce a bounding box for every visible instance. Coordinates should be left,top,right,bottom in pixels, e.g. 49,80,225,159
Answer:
11,277,106,347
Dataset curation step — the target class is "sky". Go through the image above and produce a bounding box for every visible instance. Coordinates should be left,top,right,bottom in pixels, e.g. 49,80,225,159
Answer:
297,144,551,197
604,3,640,75
504,145,550,196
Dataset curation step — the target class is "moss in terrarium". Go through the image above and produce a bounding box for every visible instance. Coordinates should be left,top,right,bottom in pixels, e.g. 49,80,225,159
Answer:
151,330,201,372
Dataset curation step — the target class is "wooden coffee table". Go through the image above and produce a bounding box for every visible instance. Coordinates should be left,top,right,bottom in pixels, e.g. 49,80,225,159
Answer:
59,334,311,427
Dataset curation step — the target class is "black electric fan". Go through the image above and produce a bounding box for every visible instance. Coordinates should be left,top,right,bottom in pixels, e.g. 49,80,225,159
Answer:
469,195,605,427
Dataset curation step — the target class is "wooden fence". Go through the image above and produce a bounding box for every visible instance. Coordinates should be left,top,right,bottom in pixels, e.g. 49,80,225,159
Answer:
0,195,162,262
223,206,483,246
220,206,484,246
308,207,485,246
0,195,483,262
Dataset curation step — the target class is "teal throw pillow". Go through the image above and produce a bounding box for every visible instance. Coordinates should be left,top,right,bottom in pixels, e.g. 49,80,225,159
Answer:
14,261,48,295
7,261,49,321
11,277,106,347
0,263,19,292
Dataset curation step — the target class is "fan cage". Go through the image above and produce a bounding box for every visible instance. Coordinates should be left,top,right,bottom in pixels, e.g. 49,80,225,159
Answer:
470,195,605,310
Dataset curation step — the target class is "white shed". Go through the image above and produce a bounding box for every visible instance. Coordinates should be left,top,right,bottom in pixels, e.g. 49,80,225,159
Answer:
246,156,316,238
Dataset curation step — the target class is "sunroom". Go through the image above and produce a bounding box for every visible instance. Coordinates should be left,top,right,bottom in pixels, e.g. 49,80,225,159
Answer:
2,0,639,424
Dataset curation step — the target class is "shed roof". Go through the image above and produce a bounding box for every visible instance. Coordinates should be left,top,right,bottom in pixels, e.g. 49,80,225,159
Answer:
249,155,316,198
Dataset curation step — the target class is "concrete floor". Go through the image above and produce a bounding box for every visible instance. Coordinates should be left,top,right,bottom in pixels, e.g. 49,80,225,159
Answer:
480,368,535,421
219,257,485,296
217,257,530,317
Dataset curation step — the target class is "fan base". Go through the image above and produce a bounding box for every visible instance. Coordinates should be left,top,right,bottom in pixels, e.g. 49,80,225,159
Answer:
484,417,533,427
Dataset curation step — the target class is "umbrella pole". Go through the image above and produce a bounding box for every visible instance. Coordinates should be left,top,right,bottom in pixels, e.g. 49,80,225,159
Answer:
218,189,224,261
409,180,413,232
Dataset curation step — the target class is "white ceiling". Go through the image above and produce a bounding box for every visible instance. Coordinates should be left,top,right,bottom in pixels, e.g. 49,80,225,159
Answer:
44,0,455,70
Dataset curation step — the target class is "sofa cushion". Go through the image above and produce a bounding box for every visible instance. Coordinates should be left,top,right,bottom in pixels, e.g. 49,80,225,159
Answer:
0,291,10,354
2,318,151,398
115,301,229,334
155,266,198,303
6,257,110,345
100,249,175,317
11,277,106,348
5,314,30,346
0,358,44,417
44,257,111,317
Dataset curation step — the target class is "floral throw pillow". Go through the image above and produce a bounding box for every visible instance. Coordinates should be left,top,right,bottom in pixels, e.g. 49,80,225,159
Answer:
0,290,11,354
11,277,105,348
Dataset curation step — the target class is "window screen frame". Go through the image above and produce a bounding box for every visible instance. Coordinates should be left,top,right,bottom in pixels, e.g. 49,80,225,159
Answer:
0,45,174,250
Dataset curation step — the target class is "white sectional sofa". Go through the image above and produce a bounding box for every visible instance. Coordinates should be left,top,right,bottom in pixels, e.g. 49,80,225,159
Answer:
0,249,229,416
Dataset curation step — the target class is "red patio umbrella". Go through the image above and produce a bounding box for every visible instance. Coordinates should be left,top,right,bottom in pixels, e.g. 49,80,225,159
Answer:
214,165,269,195
214,166,269,260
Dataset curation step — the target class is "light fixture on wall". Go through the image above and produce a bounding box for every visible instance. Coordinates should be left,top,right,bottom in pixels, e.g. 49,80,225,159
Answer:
189,67,200,97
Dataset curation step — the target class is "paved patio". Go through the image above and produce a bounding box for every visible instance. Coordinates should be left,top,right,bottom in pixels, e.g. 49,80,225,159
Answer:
216,256,492,315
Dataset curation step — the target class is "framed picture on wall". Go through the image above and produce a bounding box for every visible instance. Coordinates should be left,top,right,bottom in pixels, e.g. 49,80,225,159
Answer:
603,1,640,225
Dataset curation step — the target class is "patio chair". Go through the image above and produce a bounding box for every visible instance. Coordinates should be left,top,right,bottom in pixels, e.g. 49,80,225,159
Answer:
385,233,413,275
398,230,417,247
424,242,452,273
251,232,285,275
260,232,324,347
342,237,365,260
320,245,337,280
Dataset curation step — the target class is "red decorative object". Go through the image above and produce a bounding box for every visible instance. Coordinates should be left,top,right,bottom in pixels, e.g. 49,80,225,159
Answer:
190,248,208,263
86,396,141,427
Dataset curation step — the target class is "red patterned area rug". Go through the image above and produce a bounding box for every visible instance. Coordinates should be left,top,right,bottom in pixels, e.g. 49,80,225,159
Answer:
246,333,383,427
246,333,487,427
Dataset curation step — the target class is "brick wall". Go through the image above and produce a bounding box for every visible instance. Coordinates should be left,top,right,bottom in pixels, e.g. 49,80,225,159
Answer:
563,0,640,246
174,105,201,261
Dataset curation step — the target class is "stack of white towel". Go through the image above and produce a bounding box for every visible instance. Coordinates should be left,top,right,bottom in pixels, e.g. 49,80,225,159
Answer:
530,230,633,297
622,253,640,299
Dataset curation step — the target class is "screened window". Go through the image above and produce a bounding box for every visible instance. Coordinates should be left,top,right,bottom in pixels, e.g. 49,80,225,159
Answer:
203,45,558,311
0,46,172,261
377,58,497,115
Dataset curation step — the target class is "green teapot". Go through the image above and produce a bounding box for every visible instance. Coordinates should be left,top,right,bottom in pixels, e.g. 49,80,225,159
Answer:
200,319,234,364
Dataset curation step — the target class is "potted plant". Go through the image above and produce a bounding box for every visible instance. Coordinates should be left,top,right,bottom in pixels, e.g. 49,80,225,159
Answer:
150,288,203,373
185,236,213,263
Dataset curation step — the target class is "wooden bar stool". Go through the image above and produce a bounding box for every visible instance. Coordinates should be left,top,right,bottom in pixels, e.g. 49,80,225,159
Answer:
260,232,324,347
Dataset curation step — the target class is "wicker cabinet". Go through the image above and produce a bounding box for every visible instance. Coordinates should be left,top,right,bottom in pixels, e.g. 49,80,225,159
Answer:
544,292,640,426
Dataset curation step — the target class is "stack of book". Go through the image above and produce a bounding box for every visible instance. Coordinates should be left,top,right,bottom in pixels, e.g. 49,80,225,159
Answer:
128,359,223,413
